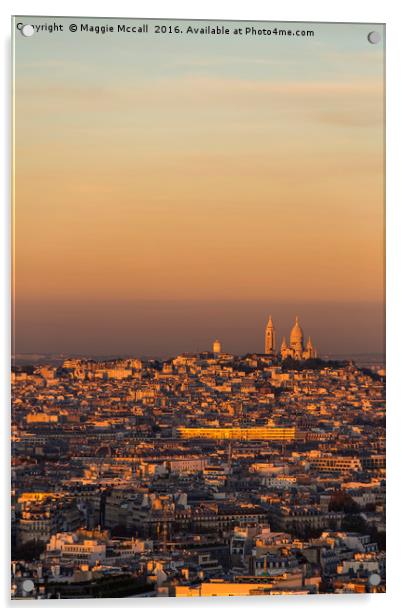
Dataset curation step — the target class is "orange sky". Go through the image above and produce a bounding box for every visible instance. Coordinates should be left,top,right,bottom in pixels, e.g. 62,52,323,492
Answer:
13,18,385,355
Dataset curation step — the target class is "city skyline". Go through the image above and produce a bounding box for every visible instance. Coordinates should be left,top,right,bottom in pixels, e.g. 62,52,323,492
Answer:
12,17,386,599
14,300,384,358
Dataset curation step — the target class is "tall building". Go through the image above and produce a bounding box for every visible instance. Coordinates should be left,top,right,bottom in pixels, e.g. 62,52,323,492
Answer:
280,316,317,360
213,339,222,354
264,316,276,354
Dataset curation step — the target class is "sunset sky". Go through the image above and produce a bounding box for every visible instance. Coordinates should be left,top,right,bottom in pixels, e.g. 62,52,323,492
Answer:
13,18,385,357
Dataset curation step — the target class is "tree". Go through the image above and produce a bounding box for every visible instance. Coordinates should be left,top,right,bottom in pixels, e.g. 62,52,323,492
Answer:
328,491,360,514
369,527,386,551
12,540,46,561
341,513,367,534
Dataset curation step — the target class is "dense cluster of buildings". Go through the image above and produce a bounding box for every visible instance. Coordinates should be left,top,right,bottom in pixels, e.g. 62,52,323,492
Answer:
11,322,385,598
